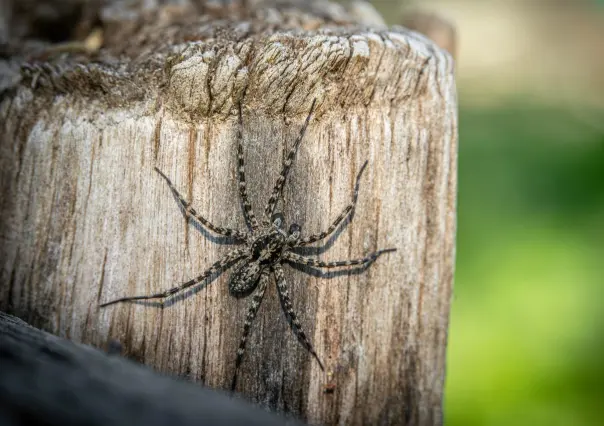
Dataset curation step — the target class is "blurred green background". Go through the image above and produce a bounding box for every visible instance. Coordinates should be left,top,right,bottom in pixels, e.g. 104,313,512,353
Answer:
369,0,604,424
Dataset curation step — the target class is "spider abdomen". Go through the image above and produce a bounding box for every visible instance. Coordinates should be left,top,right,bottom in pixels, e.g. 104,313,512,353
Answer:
229,260,263,295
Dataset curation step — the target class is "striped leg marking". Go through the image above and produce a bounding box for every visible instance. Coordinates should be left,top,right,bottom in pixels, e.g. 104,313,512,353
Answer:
155,167,247,241
273,263,324,371
299,160,368,246
100,248,247,307
231,269,270,390
264,99,317,219
284,249,397,269
236,103,260,230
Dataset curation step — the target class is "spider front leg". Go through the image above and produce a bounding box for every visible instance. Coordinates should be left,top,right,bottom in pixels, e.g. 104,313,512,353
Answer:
273,263,324,371
236,103,260,230
264,99,317,220
298,160,368,246
231,268,270,390
155,167,247,241
283,249,396,269
99,248,247,307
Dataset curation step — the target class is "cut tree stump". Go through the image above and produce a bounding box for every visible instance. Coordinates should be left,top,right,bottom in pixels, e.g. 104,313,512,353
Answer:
0,1,458,424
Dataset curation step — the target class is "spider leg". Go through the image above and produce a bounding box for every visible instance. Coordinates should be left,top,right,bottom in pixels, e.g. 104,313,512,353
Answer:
298,160,368,246
273,263,324,371
99,248,247,307
264,99,317,219
155,167,247,241
236,103,260,230
231,268,270,391
283,249,396,269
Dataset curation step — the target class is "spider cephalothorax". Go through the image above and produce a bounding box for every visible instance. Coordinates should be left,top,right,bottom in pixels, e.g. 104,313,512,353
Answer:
100,100,396,390
229,214,290,295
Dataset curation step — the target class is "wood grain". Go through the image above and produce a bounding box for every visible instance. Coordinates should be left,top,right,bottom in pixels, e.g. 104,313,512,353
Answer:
0,1,457,424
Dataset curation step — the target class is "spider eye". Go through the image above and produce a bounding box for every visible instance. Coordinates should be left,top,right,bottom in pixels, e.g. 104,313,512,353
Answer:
289,223,301,236
271,213,284,228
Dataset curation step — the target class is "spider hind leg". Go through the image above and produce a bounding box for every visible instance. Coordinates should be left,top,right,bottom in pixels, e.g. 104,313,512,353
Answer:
273,264,325,371
231,269,270,391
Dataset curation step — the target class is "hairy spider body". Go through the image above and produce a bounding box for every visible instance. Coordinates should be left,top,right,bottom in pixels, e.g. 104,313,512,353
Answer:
100,100,396,391
230,226,288,294
249,228,287,266
229,260,262,295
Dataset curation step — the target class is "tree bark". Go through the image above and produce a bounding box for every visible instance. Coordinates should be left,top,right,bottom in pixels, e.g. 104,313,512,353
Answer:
0,1,457,424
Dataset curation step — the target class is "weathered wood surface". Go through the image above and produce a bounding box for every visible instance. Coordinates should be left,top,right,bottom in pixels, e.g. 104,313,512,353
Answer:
0,311,299,426
0,1,457,424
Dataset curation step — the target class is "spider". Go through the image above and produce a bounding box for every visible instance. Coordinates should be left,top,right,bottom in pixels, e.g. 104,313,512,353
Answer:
100,99,396,390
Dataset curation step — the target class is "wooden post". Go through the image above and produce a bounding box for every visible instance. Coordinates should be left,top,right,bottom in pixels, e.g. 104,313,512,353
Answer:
0,1,457,424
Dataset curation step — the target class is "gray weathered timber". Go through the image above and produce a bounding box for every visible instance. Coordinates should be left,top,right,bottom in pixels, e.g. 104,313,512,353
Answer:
0,1,457,424
0,311,300,426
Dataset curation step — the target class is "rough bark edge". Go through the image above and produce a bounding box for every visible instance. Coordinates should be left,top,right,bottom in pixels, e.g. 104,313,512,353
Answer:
8,26,452,128
0,311,302,426
3,0,454,120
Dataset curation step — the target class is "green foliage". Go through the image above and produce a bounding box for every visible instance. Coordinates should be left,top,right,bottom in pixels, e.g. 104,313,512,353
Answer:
446,103,604,426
